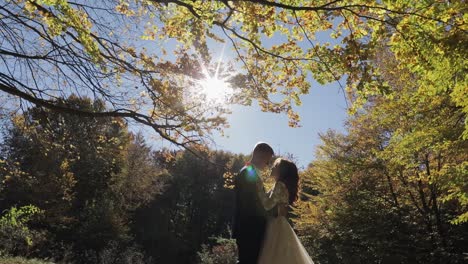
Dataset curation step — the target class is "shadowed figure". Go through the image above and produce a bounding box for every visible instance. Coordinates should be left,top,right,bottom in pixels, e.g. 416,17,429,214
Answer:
232,142,274,264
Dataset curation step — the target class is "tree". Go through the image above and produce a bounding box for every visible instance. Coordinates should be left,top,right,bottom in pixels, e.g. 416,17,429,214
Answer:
133,149,245,263
1,95,129,214
111,132,166,211
294,49,467,263
0,96,161,262
1,0,466,151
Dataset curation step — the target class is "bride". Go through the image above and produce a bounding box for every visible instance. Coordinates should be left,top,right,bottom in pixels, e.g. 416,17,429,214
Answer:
256,158,314,264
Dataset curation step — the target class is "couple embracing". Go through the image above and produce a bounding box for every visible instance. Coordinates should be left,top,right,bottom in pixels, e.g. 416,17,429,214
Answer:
232,142,314,264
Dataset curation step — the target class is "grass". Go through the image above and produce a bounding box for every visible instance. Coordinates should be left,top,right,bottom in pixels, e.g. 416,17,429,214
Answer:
0,256,54,264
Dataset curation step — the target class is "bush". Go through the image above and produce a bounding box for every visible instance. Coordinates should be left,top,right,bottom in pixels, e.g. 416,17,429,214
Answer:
197,237,237,264
99,240,149,264
0,206,43,256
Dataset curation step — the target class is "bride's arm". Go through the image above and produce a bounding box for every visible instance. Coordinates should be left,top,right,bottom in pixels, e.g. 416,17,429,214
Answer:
256,180,289,211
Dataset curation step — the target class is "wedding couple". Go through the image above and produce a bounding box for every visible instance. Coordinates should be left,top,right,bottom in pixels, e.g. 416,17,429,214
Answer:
232,142,314,264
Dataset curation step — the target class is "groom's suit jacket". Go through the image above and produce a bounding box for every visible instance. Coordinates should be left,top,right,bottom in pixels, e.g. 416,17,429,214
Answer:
232,165,275,240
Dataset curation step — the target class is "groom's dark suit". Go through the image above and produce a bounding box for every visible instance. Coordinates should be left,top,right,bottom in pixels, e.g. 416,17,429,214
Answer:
232,165,270,264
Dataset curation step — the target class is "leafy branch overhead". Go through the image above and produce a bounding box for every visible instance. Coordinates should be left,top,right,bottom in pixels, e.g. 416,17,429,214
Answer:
1,0,466,153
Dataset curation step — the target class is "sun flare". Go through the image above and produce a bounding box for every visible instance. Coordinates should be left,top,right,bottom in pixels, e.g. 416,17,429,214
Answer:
192,45,236,103
199,76,232,102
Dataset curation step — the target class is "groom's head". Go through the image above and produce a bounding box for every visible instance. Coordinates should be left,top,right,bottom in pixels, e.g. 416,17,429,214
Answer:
250,142,274,170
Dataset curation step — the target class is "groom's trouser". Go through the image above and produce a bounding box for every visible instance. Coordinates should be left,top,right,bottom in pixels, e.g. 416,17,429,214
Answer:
236,236,264,264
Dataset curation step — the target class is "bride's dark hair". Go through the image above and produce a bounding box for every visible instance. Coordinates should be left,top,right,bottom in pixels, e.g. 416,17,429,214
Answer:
277,159,299,205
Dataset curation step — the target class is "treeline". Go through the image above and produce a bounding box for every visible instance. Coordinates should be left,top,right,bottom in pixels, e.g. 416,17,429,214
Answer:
0,96,244,263
294,51,468,263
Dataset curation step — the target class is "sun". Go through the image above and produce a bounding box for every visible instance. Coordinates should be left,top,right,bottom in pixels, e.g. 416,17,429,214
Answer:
199,76,232,102
192,44,236,103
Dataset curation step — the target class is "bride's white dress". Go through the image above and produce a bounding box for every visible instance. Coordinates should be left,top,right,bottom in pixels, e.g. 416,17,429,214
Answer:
256,181,314,264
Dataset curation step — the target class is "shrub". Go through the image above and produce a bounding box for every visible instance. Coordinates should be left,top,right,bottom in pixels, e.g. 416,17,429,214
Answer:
99,240,149,264
0,206,43,256
197,237,237,264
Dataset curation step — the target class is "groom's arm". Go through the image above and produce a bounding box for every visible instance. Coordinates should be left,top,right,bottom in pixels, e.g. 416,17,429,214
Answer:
237,169,265,217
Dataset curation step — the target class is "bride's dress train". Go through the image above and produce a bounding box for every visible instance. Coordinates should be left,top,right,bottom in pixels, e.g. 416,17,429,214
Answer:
258,216,314,264
256,181,314,264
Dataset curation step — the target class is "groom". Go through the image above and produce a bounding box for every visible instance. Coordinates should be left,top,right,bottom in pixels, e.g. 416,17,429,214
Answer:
232,142,274,264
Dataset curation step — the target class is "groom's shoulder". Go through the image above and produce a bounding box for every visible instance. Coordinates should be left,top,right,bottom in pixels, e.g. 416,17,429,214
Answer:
239,165,248,173
238,164,254,174
237,166,248,177
237,165,258,181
